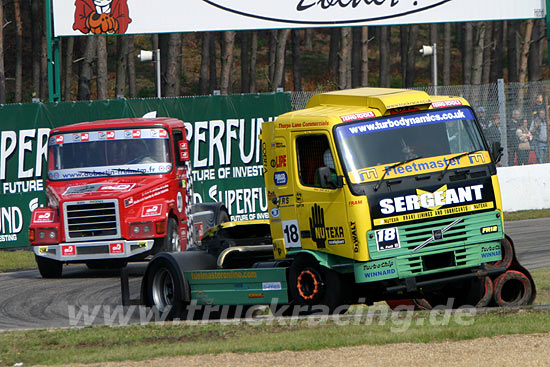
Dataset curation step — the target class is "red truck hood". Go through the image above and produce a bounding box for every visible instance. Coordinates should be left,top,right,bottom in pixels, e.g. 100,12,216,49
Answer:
47,176,170,204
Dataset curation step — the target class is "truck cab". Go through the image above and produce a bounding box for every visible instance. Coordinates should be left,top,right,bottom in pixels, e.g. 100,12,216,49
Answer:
29,117,225,278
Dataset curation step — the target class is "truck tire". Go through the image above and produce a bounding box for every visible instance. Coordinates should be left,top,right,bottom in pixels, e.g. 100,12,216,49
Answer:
158,218,180,253
35,255,63,278
217,210,230,224
493,270,532,307
288,254,348,315
144,257,188,320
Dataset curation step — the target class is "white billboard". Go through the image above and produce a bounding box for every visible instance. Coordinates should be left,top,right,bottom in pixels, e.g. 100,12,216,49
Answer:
52,0,546,37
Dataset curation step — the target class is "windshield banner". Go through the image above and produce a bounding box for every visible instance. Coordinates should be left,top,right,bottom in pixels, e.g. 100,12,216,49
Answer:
338,108,475,138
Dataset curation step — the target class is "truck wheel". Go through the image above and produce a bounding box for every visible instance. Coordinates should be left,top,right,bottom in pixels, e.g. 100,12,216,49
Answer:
35,255,63,278
158,218,180,253
288,254,347,315
217,210,229,224
493,270,532,307
144,257,187,320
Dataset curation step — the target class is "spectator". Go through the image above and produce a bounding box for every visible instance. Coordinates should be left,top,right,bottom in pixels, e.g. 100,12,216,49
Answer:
532,94,545,117
507,109,521,165
483,113,501,146
477,107,488,129
530,107,548,163
516,119,532,165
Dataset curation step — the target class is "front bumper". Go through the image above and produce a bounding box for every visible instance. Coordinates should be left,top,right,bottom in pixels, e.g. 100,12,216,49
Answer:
33,239,154,262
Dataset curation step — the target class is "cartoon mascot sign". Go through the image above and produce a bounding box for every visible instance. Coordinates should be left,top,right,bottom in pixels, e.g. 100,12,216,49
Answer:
73,0,131,34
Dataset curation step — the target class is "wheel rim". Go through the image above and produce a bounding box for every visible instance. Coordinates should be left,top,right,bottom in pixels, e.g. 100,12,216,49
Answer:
152,268,175,312
297,268,322,301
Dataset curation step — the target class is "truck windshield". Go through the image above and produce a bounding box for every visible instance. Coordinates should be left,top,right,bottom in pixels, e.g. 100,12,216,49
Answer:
47,128,172,180
334,107,486,185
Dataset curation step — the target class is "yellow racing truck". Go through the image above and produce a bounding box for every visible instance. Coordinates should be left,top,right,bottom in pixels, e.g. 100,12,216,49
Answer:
137,88,535,318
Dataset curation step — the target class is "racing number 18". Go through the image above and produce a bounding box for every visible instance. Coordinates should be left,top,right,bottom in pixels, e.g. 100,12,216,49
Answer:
283,220,301,248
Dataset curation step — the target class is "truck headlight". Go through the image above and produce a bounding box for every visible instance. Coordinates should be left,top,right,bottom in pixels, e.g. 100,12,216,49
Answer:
129,222,155,239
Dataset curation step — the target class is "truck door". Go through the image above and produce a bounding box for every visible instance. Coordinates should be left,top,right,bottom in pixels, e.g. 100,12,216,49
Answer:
172,128,191,249
291,133,351,259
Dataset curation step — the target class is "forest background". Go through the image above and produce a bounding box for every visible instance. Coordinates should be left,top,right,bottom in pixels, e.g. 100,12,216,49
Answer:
0,0,547,104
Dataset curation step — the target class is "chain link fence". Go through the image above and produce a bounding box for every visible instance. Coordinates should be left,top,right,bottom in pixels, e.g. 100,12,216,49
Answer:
290,80,550,167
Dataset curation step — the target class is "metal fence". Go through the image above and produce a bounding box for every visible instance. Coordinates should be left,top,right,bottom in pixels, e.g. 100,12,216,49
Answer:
290,80,550,167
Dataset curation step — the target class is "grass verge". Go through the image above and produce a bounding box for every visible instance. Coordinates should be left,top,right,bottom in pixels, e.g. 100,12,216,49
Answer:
0,267,548,366
0,249,35,273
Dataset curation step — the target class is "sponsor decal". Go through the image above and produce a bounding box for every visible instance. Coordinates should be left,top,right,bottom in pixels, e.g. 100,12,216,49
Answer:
338,108,474,138
361,259,397,281
109,242,124,254
277,121,329,128
274,171,288,186
270,207,280,218
179,140,190,161
107,131,115,139
124,197,134,208
132,130,141,138
190,271,257,280
431,99,463,108
340,111,376,122
262,282,282,291
61,245,76,256
275,155,287,168
481,244,502,261
72,133,81,142
38,246,48,254
137,241,147,248
351,152,490,184
142,204,162,217
99,183,135,192
33,211,54,223
348,199,363,207
309,203,345,247
195,222,204,240
379,184,484,215
248,293,265,299
81,132,89,141
159,129,168,138
278,194,293,207
375,202,494,226
350,221,359,253
56,135,64,144
481,225,499,234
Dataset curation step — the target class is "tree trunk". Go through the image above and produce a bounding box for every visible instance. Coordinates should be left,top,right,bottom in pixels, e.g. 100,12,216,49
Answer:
272,29,289,91
127,35,136,98
351,27,361,88
507,21,519,83
78,37,96,101
360,27,369,86
31,0,42,99
13,0,23,102
250,31,257,93
482,22,492,84
241,31,251,93
0,0,4,103
304,29,313,50
268,30,277,88
96,36,108,100
199,32,210,95
64,37,75,101
405,25,418,87
291,29,302,91
116,36,128,98
329,28,340,81
220,31,235,94
519,20,534,84
462,22,473,85
209,32,217,92
490,21,504,83
379,26,390,88
400,25,409,86
164,33,182,97
528,19,543,82
339,27,352,90
443,23,451,85
471,22,486,85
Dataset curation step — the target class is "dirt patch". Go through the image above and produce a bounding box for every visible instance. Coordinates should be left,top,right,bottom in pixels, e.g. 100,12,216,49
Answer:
59,333,550,367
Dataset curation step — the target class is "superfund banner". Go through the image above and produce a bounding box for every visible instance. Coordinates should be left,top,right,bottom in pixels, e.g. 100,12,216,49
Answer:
51,0,545,37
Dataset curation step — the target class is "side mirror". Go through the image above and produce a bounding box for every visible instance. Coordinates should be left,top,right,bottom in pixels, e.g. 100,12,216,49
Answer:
491,141,503,163
317,167,343,189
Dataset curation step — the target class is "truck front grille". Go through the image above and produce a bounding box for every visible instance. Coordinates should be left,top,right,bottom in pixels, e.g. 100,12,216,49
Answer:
63,200,120,242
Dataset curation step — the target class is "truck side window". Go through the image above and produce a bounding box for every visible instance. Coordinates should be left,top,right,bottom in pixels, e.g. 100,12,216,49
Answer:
172,130,185,167
296,135,334,187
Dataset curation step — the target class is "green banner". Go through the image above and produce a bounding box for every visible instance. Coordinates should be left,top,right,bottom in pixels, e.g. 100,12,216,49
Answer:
0,93,291,249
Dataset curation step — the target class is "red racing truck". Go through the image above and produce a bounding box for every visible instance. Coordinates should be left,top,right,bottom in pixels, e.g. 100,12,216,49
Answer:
29,117,227,278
